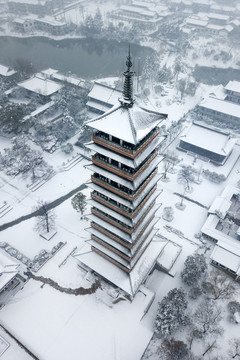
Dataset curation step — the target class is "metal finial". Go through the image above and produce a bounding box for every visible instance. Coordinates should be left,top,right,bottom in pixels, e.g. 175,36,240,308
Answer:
122,45,134,106
126,44,132,70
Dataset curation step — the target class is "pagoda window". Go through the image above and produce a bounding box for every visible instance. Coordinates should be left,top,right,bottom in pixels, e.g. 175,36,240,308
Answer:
111,159,119,167
112,136,120,145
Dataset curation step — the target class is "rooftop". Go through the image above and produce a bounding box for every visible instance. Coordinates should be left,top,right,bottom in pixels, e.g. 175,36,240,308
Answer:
88,82,122,106
186,18,208,27
0,64,16,77
18,75,62,96
86,102,167,145
120,5,158,17
75,237,166,297
198,96,240,118
179,122,236,156
225,80,240,94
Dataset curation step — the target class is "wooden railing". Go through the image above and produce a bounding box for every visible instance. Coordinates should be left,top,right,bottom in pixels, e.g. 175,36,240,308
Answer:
92,128,159,159
92,151,158,181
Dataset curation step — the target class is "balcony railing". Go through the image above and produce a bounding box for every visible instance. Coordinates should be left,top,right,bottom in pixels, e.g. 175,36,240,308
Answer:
92,128,160,159
91,201,155,235
91,235,131,262
92,151,158,181
91,168,158,201
91,222,132,249
91,185,157,219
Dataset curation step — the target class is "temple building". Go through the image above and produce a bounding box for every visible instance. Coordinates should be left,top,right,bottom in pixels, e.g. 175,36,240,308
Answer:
76,49,168,298
178,121,235,165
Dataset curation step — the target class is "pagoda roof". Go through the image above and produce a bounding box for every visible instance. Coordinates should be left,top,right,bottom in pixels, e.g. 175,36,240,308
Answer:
75,236,166,297
85,101,167,145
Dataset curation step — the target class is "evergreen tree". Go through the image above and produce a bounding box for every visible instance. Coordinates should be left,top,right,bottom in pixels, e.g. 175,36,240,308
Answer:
154,288,188,337
94,8,103,33
71,192,87,217
181,253,207,287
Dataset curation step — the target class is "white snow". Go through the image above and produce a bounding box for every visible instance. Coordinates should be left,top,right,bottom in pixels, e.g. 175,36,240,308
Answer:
199,96,240,119
0,64,16,77
179,122,236,156
18,75,62,96
225,80,240,94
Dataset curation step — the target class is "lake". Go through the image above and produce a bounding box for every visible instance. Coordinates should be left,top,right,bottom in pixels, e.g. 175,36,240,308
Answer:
0,36,154,79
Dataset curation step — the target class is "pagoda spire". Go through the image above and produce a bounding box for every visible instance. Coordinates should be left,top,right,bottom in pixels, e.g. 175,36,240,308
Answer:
121,45,135,107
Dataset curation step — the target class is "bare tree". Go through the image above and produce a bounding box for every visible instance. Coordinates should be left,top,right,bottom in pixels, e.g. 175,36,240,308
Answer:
202,340,218,357
228,338,240,359
34,201,56,234
162,151,180,179
192,299,223,340
204,269,236,301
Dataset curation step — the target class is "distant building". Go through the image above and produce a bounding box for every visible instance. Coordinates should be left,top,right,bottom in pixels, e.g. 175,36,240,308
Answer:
201,186,240,279
197,96,240,125
111,4,163,29
225,80,240,104
0,64,17,78
87,82,122,115
178,122,235,165
18,74,63,99
12,16,69,35
34,17,69,35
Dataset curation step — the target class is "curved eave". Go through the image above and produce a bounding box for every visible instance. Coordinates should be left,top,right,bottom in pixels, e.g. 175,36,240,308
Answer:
85,101,168,145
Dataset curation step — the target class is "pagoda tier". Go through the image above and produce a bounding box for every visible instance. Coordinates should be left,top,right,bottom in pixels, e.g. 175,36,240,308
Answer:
76,50,168,298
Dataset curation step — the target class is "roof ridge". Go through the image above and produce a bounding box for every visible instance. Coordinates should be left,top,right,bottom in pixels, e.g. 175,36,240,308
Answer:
85,103,122,125
127,107,137,144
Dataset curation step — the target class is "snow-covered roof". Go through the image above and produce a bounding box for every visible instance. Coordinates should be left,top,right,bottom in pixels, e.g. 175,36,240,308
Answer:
179,122,236,156
193,0,210,5
211,4,235,12
209,196,231,216
18,75,62,96
52,73,85,87
207,24,224,31
186,18,208,27
0,64,16,77
210,245,240,275
231,19,240,27
40,68,58,76
0,252,19,291
86,100,111,113
87,135,162,169
34,16,67,27
197,12,229,21
224,25,234,33
23,100,54,120
120,5,157,17
88,82,122,106
13,18,26,24
86,101,167,145
198,96,240,119
208,84,226,100
9,0,46,4
76,237,166,297
156,241,182,272
225,80,240,94
132,1,155,9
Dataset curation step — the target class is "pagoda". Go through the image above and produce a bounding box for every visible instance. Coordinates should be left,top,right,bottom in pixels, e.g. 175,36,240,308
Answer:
77,49,168,298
